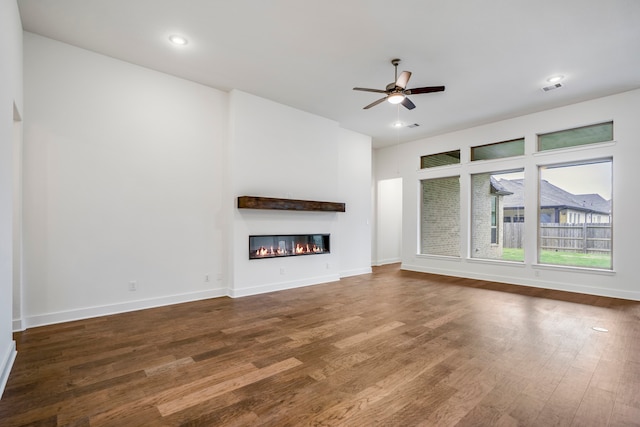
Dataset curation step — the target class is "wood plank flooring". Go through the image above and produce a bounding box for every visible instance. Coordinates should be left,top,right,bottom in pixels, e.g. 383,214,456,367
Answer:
1,264,639,426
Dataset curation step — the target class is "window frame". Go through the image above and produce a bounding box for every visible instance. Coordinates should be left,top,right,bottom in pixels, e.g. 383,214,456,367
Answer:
537,158,613,270
537,121,613,152
471,138,525,161
419,175,461,258
490,195,498,244
469,168,524,263
420,150,461,169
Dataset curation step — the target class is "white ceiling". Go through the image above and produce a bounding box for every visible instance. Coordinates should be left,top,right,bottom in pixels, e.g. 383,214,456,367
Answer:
17,0,640,148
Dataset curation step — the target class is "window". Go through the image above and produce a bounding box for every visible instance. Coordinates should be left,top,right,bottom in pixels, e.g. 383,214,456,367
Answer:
538,122,613,151
490,196,498,244
471,170,524,261
539,160,612,269
471,138,525,161
420,150,460,169
421,176,460,256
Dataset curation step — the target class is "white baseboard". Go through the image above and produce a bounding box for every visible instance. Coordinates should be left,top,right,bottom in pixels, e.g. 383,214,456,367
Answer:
373,258,401,267
340,267,372,278
401,263,640,301
21,288,227,330
0,341,17,399
15,269,377,331
229,274,340,298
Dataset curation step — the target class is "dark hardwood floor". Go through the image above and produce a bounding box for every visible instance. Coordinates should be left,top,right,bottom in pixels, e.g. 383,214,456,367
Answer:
1,264,639,426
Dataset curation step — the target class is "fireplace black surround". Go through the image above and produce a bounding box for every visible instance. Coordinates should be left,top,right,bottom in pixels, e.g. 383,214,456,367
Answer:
249,234,330,259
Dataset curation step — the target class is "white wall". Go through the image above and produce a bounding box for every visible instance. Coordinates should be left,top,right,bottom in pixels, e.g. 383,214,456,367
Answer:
21,33,374,327
374,178,402,265
374,89,640,300
22,33,229,327
337,127,372,277
228,91,372,296
0,0,22,398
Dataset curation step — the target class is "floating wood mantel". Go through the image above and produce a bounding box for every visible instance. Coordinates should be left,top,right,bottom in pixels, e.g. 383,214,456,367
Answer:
237,196,345,212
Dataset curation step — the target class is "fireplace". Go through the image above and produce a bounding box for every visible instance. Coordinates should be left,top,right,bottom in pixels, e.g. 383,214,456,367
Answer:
249,234,330,259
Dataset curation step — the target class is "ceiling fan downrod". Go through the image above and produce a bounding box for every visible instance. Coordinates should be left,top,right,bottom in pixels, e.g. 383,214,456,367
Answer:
391,58,401,83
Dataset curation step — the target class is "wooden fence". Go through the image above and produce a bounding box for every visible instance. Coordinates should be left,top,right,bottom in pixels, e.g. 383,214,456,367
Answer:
503,223,611,254
503,223,524,249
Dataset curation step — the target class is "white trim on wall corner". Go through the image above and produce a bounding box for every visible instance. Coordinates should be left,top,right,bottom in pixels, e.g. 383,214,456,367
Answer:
12,318,24,333
0,341,17,399
21,289,227,330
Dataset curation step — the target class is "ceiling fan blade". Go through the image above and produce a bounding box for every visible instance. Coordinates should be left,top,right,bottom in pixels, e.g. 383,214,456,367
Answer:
407,86,445,94
363,97,388,109
353,87,387,94
401,97,416,110
396,71,411,89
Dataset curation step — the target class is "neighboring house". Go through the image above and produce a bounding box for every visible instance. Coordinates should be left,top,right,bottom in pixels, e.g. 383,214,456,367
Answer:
499,179,611,224
570,193,611,224
469,175,513,259
422,175,514,259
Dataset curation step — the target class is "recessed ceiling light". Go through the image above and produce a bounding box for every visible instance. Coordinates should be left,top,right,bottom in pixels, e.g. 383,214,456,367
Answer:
547,75,564,83
393,121,404,128
169,35,188,46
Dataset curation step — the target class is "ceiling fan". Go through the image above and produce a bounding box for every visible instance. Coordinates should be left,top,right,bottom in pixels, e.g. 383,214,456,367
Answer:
353,59,445,110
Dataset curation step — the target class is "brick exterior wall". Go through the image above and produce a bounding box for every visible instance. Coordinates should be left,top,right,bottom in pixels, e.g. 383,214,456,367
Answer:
421,176,460,256
471,173,504,259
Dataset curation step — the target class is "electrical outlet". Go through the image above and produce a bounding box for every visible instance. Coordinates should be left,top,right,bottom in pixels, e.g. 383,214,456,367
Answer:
280,268,285,275
128,280,137,291
205,274,210,282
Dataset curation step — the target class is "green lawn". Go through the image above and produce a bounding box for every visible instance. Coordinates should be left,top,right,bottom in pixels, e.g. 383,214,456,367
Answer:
501,248,611,269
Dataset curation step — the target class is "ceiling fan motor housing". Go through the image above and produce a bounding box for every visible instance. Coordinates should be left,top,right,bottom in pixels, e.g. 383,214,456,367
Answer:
386,82,400,91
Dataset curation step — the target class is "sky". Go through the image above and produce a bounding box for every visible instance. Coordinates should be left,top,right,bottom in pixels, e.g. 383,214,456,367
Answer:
494,160,612,200
541,161,612,200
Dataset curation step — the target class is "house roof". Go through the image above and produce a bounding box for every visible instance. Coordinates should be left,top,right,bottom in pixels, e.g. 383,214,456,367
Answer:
499,179,611,215
496,179,525,207
573,193,611,214
489,176,514,196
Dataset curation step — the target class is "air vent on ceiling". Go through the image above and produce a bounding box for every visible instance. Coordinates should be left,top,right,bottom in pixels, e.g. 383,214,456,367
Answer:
542,82,564,92
407,123,420,128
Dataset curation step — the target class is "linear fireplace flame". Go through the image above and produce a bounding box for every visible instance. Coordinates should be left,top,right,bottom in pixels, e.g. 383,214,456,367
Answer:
249,234,330,259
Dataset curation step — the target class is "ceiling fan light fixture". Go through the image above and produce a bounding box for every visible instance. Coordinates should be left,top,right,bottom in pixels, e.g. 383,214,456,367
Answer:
387,92,405,104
